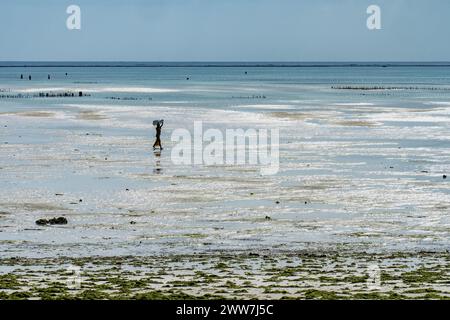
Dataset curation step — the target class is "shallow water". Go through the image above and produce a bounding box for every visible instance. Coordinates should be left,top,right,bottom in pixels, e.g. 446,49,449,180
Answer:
0,63,449,258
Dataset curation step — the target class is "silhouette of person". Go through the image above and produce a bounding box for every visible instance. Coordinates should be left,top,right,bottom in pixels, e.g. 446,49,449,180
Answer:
153,120,164,150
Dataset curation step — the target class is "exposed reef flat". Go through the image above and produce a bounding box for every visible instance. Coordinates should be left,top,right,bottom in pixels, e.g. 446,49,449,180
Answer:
0,251,449,300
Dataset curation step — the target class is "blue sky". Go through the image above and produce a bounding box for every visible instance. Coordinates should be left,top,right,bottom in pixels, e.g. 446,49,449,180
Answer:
1,0,449,61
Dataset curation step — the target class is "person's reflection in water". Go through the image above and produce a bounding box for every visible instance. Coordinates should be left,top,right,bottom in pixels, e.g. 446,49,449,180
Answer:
153,150,162,174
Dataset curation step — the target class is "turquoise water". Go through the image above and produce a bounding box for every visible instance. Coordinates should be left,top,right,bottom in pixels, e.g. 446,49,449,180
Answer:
2,63,450,111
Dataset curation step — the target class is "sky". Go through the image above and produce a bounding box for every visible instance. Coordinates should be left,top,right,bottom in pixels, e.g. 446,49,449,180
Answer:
0,0,449,61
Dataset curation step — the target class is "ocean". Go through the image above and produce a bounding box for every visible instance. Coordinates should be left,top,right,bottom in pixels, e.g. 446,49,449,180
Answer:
0,62,449,258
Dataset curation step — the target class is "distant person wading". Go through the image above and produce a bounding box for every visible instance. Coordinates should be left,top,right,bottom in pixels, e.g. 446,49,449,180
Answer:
153,119,164,150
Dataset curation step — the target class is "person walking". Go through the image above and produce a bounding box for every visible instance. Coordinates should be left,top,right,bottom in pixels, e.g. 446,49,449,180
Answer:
153,120,164,150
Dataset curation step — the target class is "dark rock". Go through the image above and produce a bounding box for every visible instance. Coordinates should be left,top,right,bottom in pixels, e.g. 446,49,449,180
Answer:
265,216,271,220
35,219,48,226
48,217,68,225
444,175,447,179
275,201,280,204
35,217,67,225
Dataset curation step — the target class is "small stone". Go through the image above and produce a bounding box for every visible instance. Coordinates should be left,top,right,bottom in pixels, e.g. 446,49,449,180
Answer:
35,217,67,225
130,221,136,225
79,199,83,202
48,217,68,225
275,201,280,204
35,219,48,226
444,175,447,179
265,216,271,220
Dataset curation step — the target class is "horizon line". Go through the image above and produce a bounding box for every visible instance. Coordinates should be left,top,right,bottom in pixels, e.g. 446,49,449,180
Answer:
1,61,450,68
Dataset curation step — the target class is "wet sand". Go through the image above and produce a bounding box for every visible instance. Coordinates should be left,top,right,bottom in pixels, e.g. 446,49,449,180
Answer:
0,85,450,298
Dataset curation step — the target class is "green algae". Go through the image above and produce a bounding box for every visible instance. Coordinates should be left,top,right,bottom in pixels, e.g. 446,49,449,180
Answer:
0,251,448,300
0,274,23,290
303,289,341,300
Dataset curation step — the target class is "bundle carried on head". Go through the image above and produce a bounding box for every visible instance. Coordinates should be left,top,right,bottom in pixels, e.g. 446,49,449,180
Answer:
153,119,164,126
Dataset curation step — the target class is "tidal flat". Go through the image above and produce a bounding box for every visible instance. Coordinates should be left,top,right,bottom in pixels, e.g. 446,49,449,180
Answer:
0,251,449,300
1,65,450,299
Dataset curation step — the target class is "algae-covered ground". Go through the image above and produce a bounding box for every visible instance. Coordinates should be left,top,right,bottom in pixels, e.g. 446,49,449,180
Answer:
0,250,449,300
